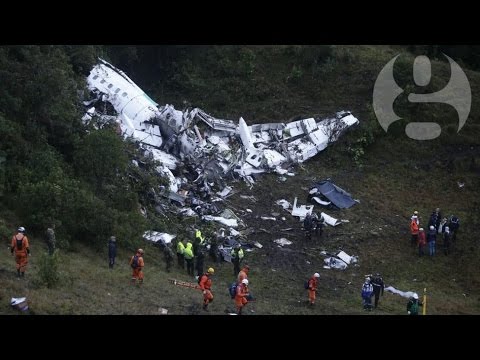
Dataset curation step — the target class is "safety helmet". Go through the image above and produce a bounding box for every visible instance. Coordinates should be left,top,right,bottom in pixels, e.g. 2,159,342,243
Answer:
365,277,371,283
207,267,214,274
413,293,419,300
17,227,25,233
414,211,418,215
137,248,144,254
314,273,320,278
445,226,450,232
110,236,116,241
419,227,424,231
429,225,434,231
242,279,249,285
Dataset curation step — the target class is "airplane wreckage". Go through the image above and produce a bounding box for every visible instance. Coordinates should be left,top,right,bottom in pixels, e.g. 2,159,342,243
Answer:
83,59,359,255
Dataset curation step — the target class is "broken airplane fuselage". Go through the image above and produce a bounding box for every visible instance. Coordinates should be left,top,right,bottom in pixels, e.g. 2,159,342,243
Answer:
85,59,359,188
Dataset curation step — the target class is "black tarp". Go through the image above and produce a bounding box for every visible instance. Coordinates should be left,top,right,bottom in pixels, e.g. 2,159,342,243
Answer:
311,180,356,209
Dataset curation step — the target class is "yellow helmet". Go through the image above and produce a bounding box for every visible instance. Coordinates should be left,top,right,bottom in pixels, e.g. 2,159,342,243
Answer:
207,267,214,274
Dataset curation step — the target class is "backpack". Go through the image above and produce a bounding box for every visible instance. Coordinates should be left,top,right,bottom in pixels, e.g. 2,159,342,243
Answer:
131,255,139,269
16,238,23,251
229,282,237,299
304,280,310,290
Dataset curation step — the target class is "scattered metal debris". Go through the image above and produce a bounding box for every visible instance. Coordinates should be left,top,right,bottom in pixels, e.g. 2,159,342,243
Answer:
274,238,293,246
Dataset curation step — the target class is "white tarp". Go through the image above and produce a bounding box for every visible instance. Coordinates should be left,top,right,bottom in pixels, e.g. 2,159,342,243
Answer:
385,286,418,299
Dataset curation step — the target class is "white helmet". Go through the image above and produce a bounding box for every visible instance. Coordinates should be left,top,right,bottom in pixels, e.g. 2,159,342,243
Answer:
242,279,249,285
314,273,320,278
413,293,419,300
429,225,434,231
17,227,25,233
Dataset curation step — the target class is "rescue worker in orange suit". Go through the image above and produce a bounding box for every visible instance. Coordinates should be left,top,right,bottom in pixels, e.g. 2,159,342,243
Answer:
410,217,419,247
237,264,250,284
199,267,214,311
235,278,250,315
308,272,320,306
11,227,30,277
129,248,145,285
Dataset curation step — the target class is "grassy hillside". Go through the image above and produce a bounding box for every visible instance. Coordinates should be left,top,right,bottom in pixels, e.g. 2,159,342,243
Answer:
1,45,479,315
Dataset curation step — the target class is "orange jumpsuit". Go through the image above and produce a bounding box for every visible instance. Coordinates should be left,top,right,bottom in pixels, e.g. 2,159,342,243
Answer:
235,283,249,314
130,253,145,284
237,267,249,284
199,273,213,307
11,233,30,274
308,276,318,305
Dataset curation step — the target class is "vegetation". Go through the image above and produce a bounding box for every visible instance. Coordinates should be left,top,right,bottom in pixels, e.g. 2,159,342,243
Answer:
1,45,479,315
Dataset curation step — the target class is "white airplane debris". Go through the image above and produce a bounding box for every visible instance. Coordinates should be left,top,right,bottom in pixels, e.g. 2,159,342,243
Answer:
274,238,292,246
143,231,176,245
253,241,263,248
202,215,238,227
320,212,342,226
275,199,291,210
85,59,358,187
261,216,276,221
291,197,314,218
311,197,331,206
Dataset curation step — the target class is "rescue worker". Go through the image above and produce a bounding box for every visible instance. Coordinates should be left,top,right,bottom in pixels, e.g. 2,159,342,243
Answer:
427,225,436,256
411,210,419,225
163,243,174,272
231,244,244,277
235,278,250,315
237,264,250,284
418,228,426,257
407,293,423,315
449,215,460,242
129,248,145,285
108,236,117,269
303,213,314,240
410,216,419,247
45,224,56,256
371,273,384,308
176,238,185,269
184,241,194,276
361,277,374,311
199,267,214,311
11,227,30,277
307,272,320,306
195,228,205,245
312,213,325,237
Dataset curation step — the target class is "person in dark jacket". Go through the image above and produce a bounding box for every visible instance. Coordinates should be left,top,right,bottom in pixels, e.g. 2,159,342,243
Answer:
303,214,314,240
108,236,117,269
371,273,385,308
231,244,244,277
196,249,205,278
163,243,174,272
449,215,460,242
45,224,56,256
